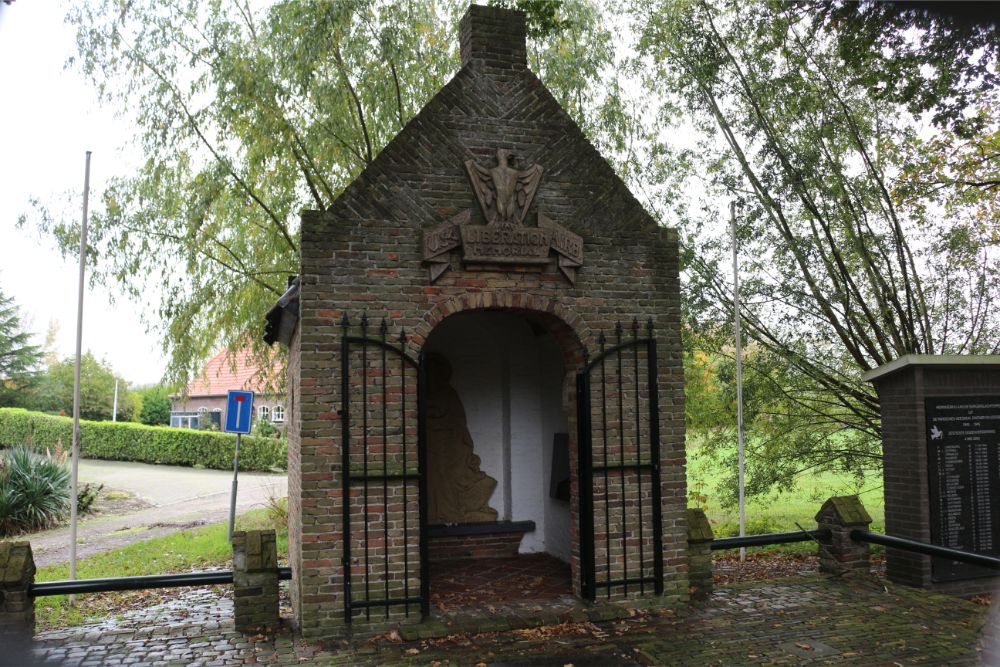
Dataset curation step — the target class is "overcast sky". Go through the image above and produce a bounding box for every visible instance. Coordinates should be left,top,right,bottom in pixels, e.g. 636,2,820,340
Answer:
0,2,166,386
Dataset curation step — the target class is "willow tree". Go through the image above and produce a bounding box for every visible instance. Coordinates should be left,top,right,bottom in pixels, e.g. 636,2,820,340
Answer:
37,0,631,388
636,0,1000,500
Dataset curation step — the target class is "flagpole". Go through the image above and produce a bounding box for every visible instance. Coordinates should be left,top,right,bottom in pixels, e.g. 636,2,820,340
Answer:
70,151,92,603
731,200,746,563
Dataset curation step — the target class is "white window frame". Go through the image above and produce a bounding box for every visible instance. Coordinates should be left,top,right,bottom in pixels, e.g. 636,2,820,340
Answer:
272,405,284,423
258,405,270,421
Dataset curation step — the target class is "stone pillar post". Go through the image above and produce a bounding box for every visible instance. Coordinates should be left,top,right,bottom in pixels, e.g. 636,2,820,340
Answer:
686,508,714,599
0,541,36,654
815,496,872,576
232,530,279,633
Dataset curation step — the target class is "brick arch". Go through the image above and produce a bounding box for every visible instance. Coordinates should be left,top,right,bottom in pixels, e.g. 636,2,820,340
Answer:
410,292,592,371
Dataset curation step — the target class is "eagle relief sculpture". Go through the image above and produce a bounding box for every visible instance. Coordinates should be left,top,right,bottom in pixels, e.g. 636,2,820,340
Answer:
421,146,584,284
464,148,543,227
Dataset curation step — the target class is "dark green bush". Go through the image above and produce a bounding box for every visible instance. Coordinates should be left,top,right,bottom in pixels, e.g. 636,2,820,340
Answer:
0,408,286,472
0,446,71,536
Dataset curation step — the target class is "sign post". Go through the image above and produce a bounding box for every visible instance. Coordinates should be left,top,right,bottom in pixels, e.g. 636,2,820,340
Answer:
225,390,254,540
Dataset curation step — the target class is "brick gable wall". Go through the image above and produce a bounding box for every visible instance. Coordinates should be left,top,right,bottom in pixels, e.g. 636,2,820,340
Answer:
288,5,687,638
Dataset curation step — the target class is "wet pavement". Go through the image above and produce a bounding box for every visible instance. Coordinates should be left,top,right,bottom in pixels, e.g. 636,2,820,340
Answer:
24,572,994,666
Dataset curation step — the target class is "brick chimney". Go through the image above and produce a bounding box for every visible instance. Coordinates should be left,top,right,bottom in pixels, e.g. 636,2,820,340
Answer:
459,4,527,69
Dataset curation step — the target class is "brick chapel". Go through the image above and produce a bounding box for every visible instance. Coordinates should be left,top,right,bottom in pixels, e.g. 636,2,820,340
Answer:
266,5,688,638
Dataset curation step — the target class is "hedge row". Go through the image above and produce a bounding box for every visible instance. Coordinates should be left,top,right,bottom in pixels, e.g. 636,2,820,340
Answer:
0,408,286,472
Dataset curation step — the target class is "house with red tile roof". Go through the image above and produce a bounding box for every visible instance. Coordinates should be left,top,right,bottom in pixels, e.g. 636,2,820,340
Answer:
170,348,286,431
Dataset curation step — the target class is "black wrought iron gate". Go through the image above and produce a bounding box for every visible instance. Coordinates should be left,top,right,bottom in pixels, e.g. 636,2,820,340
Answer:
576,319,663,600
340,315,427,623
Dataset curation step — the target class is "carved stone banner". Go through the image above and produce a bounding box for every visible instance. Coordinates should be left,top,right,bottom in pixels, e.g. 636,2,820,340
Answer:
422,148,584,284
460,225,551,264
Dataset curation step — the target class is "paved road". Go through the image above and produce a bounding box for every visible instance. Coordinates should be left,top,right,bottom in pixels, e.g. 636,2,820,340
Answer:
28,459,287,567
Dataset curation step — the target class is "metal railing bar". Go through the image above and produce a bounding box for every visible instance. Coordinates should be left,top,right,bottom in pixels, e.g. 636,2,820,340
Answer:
31,567,293,597
710,529,832,550
850,530,1000,570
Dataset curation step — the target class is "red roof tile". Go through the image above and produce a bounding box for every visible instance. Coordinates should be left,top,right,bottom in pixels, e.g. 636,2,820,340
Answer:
185,348,282,397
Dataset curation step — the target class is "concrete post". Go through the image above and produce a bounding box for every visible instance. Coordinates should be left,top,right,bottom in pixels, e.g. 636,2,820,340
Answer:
686,508,714,599
232,529,279,633
815,496,873,576
0,541,36,656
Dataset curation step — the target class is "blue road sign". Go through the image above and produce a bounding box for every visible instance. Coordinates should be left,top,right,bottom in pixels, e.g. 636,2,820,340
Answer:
225,390,254,434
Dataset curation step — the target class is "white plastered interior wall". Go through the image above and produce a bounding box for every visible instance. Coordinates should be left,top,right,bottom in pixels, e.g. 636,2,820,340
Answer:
424,310,571,561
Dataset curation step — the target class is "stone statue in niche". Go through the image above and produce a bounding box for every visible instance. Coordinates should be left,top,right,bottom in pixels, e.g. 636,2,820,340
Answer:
426,353,499,525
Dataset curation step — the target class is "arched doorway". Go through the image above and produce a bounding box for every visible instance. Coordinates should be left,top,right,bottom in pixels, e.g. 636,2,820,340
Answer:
422,308,581,609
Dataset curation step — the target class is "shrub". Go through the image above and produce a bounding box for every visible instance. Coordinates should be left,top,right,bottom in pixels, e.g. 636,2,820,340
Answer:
0,408,286,472
0,446,71,536
77,483,104,514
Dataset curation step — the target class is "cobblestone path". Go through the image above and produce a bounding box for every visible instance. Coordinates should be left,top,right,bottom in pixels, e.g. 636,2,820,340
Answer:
25,575,993,666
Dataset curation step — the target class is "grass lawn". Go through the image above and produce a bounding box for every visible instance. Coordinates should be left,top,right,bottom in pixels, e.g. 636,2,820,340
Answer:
34,506,289,631
687,440,885,538
30,443,887,630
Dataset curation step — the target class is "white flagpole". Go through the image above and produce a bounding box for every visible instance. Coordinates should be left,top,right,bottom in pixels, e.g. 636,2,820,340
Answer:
112,378,118,422
731,201,746,563
70,151,92,603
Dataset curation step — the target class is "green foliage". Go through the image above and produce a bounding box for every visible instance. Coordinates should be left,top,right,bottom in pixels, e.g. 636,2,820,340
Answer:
77,482,104,515
0,284,42,407
26,1,632,391
809,1,999,136
0,408,286,472
637,0,1000,496
683,347,730,431
252,416,280,438
36,0,463,389
0,445,71,536
687,433,885,532
136,386,172,426
31,352,134,422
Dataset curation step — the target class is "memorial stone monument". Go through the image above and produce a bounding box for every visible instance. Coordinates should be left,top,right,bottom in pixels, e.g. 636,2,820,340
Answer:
267,5,687,638
864,354,1000,596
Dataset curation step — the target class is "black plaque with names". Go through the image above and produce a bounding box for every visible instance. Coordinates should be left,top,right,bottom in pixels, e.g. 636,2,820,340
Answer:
925,396,1000,581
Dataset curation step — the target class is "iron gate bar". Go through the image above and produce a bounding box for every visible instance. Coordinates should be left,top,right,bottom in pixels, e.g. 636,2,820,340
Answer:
593,576,659,590
647,319,664,595
578,320,663,599
633,320,644,594
575,357,596,601
340,315,352,625
600,332,611,599
341,316,425,624
616,322,627,596
417,350,430,619
591,463,657,473
351,597,425,609
362,315,370,622
350,473,421,481
400,329,410,616
381,320,389,620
